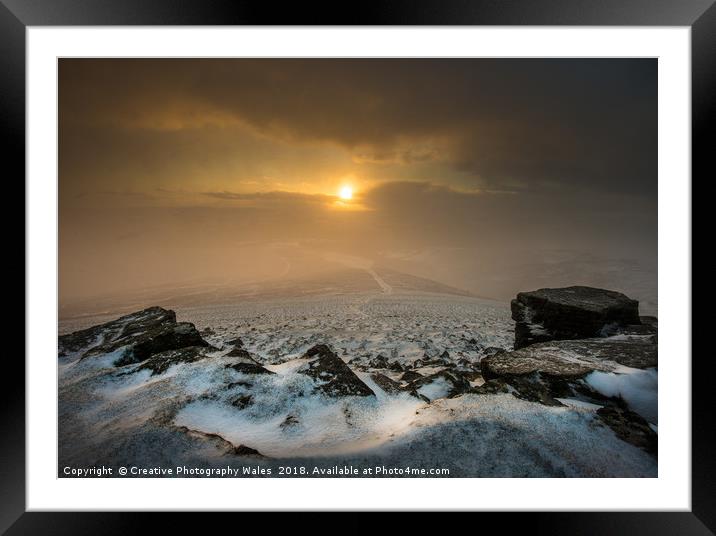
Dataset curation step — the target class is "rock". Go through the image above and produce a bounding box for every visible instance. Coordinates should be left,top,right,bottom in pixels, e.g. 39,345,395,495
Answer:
230,394,254,409
440,350,450,359
200,327,215,336
480,336,657,415
511,286,641,349
481,337,657,382
596,406,657,455
280,415,300,429
135,346,213,376
226,337,244,348
460,370,483,382
226,347,252,359
613,324,658,336
500,373,566,406
59,306,212,366
231,444,265,457
59,306,175,357
405,370,471,401
400,370,423,383
370,373,402,394
388,361,405,372
640,316,658,327
481,346,506,358
470,378,511,395
299,345,375,397
176,426,265,458
116,322,210,366
225,355,274,376
369,354,389,369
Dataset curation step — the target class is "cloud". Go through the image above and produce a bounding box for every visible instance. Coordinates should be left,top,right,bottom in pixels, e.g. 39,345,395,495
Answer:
60,58,657,196
202,190,334,204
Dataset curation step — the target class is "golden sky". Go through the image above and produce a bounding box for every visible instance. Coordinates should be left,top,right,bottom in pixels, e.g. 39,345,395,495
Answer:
59,59,657,306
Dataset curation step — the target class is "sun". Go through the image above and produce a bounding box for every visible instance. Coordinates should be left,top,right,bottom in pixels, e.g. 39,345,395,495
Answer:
338,185,353,200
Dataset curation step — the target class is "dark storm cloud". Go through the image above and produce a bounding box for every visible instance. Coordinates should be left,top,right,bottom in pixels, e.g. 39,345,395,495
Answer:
60,58,657,196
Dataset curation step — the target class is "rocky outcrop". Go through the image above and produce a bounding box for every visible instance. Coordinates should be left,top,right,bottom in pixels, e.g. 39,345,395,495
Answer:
299,344,375,397
60,306,211,366
483,286,658,454
511,286,640,349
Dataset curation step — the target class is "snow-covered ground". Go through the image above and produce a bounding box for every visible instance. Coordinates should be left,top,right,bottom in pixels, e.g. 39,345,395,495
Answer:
58,291,657,477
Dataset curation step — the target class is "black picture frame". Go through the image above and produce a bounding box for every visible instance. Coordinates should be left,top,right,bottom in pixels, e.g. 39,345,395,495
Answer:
6,0,713,530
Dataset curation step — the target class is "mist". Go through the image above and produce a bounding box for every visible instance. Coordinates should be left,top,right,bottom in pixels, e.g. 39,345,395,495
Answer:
59,58,657,316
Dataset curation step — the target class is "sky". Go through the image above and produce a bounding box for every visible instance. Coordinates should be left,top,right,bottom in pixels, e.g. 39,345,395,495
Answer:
59,59,657,311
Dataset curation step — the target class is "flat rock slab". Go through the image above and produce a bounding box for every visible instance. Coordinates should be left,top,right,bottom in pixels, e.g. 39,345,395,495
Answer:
481,336,657,380
511,286,641,349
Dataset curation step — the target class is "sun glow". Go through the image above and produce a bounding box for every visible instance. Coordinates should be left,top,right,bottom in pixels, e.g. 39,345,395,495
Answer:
338,185,353,200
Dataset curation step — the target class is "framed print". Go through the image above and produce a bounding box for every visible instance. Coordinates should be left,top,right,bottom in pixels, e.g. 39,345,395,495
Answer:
7,0,714,530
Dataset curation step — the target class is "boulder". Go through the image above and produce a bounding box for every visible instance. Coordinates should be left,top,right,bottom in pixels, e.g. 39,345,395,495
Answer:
511,286,641,349
59,306,212,366
299,345,375,397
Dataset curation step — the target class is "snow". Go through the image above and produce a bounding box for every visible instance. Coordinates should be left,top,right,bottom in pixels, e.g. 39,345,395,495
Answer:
172,355,425,457
58,291,656,477
416,377,452,401
584,368,658,424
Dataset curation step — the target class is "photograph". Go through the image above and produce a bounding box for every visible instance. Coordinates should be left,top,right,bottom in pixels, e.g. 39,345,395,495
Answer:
57,57,658,478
